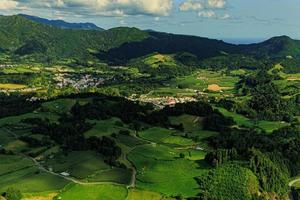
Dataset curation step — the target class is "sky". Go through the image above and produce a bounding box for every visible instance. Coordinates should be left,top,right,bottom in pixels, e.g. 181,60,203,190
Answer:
0,0,299,43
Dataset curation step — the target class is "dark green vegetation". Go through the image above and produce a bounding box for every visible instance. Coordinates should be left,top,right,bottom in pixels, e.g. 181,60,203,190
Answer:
0,14,300,200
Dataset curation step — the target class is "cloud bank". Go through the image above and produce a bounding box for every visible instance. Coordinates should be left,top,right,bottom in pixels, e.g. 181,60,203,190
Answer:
5,0,173,16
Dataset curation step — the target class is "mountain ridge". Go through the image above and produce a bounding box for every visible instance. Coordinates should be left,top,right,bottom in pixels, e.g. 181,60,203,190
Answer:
1,15,300,64
18,14,104,31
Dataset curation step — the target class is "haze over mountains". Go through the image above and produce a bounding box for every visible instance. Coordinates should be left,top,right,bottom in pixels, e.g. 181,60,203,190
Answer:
1,14,300,65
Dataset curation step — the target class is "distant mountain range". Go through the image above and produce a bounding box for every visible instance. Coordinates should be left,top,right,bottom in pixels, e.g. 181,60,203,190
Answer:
19,14,104,31
1,14,300,66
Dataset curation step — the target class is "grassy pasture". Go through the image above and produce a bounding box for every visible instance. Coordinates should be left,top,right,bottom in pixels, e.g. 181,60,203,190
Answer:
45,151,110,180
85,118,132,138
0,155,69,193
139,127,194,146
87,168,131,184
57,184,128,200
126,189,166,200
217,107,288,133
116,134,147,148
128,144,209,197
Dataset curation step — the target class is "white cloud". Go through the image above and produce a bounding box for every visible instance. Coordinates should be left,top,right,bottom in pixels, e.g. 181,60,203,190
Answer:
198,11,231,20
207,0,226,9
180,0,203,11
12,0,173,17
198,10,216,18
0,0,18,10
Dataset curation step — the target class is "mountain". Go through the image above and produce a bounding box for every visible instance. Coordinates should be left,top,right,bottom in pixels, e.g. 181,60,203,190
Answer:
19,14,104,31
1,15,300,65
0,15,148,60
98,31,238,64
240,35,300,59
100,33,300,64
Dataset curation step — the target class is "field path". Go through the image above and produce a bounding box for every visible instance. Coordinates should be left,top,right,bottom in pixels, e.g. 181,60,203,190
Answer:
126,132,153,188
289,178,300,187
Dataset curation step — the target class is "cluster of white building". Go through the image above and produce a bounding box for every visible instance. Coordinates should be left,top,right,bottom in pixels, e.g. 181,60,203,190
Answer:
54,74,106,90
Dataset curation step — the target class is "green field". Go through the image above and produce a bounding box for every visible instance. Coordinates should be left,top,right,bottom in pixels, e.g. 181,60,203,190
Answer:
217,107,288,133
139,127,194,146
128,144,209,197
45,151,110,180
0,155,69,193
57,184,128,200
85,118,132,138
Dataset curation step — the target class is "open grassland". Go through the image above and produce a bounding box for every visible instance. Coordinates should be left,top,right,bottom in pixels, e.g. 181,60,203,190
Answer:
57,184,128,200
128,144,209,197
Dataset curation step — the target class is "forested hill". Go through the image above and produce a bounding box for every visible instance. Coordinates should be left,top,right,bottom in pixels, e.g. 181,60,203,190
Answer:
0,15,148,60
100,32,300,64
239,35,300,59
18,14,104,31
1,15,300,64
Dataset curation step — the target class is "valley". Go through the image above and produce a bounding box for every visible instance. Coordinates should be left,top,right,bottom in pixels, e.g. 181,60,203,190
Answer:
0,14,299,200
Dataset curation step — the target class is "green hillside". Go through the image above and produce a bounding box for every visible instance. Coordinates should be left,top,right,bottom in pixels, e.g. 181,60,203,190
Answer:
0,15,148,60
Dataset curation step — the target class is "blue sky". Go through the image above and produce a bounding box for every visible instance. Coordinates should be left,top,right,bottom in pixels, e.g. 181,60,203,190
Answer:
1,0,299,42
